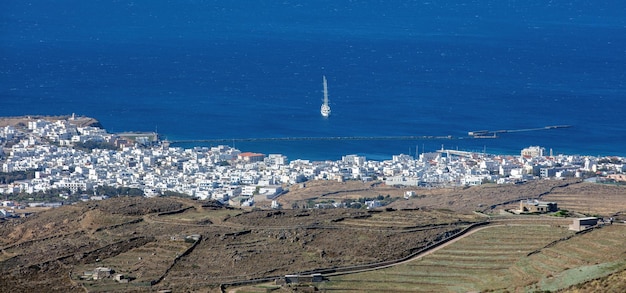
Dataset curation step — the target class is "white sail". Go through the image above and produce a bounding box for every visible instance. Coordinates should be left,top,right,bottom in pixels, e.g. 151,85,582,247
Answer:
320,75,331,117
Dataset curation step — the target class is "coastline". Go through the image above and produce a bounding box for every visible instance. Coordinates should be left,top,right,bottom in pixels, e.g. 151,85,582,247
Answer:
1,115,623,160
0,115,102,129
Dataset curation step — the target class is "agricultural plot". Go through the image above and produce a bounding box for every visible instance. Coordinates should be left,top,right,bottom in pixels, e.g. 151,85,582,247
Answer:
321,224,626,292
320,225,573,292
9,194,623,292
156,206,242,225
72,238,194,292
541,182,626,216
520,224,626,292
334,209,480,229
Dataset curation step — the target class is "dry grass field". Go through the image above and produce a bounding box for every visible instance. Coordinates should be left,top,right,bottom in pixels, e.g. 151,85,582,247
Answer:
1,179,624,292
286,179,625,218
318,224,626,292
560,268,626,293
279,179,586,214
274,180,411,206
541,182,626,216
73,238,194,292
0,197,480,292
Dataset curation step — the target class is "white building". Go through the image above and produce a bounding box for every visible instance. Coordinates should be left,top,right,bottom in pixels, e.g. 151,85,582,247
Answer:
521,146,545,158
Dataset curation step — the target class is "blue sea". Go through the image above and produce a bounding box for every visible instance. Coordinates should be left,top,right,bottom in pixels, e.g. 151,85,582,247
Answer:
1,1,625,161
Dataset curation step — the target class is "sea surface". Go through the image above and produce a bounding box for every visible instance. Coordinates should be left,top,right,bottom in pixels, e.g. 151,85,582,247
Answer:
1,1,625,161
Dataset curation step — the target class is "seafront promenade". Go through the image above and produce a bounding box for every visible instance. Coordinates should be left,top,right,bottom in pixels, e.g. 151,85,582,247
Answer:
0,116,624,207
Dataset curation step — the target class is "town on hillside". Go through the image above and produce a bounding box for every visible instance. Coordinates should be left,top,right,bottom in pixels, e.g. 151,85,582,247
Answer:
1,116,625,213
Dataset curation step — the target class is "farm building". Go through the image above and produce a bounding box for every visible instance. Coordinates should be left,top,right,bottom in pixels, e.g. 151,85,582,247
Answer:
517,199,558,214
114,274,129,283
569,217,598,231
83,267,112,280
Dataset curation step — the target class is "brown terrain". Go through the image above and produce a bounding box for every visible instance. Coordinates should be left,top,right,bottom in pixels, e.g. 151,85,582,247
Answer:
0,179,624,292
279,178,626,216
0,115,102,129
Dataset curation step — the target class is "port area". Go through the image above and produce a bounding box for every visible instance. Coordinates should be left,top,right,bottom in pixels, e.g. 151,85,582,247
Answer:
468,125,571,138
167,125,572,145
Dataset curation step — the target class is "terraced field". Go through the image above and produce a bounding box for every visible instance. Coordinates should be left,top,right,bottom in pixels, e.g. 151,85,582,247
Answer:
331,209,479,229
72,238,194,291
541,182,626,216
319,224,626,292
521,224,626,292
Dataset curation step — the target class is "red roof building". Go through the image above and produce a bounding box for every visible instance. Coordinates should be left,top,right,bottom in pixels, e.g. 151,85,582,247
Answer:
238,152,265,163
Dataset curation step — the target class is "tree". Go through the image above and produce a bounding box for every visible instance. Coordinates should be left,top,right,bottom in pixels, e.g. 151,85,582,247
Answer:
350,202,362,209
162,191,193,198
0,171,36,184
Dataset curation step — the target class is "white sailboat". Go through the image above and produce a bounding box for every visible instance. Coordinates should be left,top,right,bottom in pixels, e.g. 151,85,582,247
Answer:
320,75,331,117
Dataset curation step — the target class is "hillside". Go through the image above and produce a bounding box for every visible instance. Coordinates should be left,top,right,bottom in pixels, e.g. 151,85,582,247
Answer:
0,179,624,292
280,178,626,217
0,115,102,129
0,196,480,292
